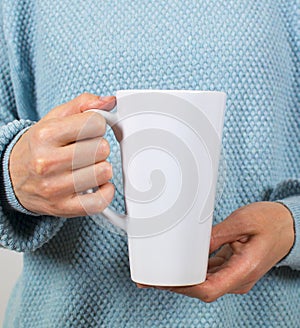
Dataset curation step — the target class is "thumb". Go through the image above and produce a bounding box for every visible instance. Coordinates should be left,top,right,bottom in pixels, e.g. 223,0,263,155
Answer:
44,93,116,120
210,210,250,254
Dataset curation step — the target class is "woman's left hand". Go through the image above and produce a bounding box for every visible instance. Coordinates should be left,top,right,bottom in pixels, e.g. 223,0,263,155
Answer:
138,202,295,302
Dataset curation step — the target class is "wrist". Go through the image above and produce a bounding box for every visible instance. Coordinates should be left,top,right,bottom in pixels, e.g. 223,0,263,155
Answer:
273,201,295,260
3,126,38,216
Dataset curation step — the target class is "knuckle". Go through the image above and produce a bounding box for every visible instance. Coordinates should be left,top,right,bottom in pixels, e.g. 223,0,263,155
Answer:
40,180,52,198
79,92,92,101
30,156,51,176
100,138,110,157
229,207,258,234
96,162,113,184
201,294,216,303
32,122,56,144
199,288,219,303
39,179,57,199
30,127,44,143
101,162,113,180
78,93,95,110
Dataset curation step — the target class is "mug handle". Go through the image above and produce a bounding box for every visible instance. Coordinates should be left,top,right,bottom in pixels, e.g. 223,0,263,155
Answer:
88,109,128,232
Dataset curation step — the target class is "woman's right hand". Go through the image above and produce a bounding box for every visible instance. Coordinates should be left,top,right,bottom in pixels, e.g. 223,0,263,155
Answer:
9,93,116,217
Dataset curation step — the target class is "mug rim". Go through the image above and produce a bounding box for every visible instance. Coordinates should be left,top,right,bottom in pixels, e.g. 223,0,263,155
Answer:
116,89,226,97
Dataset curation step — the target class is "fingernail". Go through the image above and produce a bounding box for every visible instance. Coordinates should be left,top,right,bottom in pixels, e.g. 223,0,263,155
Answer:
99,96,115,103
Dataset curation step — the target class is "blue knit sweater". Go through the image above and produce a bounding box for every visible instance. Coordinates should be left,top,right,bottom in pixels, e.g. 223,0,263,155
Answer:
1,1,299,327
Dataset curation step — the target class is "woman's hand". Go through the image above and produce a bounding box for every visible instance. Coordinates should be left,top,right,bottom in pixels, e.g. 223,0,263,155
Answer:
138,202,295,302
9,93,116,217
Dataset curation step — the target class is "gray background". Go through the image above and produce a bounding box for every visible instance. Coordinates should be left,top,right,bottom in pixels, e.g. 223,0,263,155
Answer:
0,249,22,327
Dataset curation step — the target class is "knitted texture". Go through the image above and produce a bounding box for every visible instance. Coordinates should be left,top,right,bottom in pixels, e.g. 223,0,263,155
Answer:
1,0,299,327
3,126,40,216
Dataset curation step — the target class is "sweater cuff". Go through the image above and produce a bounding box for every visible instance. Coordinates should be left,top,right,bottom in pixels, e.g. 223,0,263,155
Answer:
275,195,300,270
3,126,39,216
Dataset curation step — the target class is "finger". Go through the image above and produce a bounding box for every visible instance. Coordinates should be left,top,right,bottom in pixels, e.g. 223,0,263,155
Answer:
194,242,256,301
157,242,256,302
210,210,253,253
72,161,113,193
43,111,108,146
65,137,110,171
231,281,255,295
44,93,116,119
152,285,203,299
207,244,233,272
62,182,115,217
136,283,149,289
30,161,113,205
141,245,235,298
46,161,113,197
29,137,111,177
55,162,112,197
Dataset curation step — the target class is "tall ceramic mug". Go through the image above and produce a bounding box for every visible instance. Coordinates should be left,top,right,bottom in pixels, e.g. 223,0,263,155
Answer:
91,90,226,286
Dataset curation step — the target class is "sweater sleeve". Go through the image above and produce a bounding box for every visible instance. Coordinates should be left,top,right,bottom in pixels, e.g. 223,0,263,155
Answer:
0,4,65,252
269,180,300,270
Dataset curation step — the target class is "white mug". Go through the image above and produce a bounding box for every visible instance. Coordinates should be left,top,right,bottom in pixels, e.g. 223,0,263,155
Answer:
92,90,226,286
